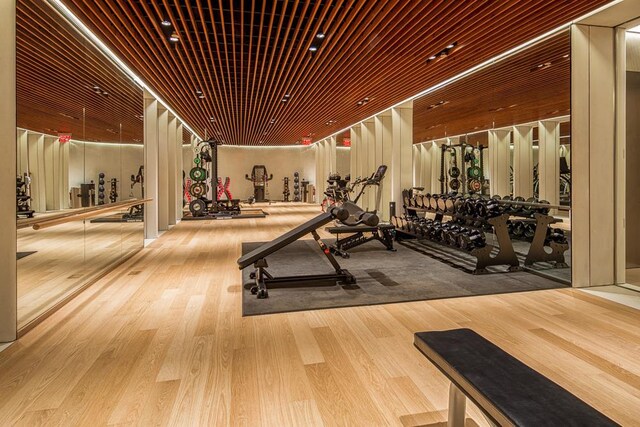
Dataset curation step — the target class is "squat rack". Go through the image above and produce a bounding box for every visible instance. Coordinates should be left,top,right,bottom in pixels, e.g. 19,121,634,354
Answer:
439,141,487,195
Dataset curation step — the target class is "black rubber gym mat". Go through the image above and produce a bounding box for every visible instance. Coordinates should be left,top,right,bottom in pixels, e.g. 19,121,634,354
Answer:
240,240,568,316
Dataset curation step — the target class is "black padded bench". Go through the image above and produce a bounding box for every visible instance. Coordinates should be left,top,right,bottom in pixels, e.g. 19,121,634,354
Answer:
326,223,395,258
237,207,355,298
413,329,618,427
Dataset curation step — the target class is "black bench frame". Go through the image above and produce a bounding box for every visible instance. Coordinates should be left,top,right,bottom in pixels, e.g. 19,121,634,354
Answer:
238,208,355,299
326,224,396,258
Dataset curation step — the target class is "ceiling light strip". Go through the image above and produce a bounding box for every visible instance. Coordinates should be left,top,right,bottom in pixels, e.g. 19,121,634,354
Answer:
47,0,203,141
313,0,621,146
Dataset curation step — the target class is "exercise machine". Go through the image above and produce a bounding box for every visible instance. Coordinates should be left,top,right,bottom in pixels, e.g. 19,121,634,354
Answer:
237,206,355,298
245,165,273,202
123,166,144,221
16,174,34,218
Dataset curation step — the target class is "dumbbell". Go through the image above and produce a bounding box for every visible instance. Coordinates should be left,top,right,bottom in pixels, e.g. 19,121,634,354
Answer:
421,194,431,209
511,196,526,214
524,223,536,240
437,195,447,212
429,195,439,211
537,200,551,215
545,228,567,245
357,211,379,226
486,199,503,218
511,221,526,238
475,200,488,217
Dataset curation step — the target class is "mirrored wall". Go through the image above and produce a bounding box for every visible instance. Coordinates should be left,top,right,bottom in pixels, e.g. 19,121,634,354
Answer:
16,0,144,330
412,29,571,283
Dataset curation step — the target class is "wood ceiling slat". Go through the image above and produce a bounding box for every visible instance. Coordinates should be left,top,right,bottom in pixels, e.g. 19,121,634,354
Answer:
57,0,609,145
413,32,571,142
17,0,143,143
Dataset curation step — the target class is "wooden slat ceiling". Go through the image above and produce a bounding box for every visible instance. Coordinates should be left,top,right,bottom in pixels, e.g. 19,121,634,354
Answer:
60,0,610,146
413,31,571,143
16,0,145,143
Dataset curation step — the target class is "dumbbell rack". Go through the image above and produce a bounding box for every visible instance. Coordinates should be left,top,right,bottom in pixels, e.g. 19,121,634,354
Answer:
401,193,570,271
397,206,520,274
524,213,569,267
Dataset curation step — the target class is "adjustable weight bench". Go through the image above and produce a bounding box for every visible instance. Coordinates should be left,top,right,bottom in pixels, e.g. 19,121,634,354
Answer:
237,207,356,299
326,223,396,258
414,329,618,427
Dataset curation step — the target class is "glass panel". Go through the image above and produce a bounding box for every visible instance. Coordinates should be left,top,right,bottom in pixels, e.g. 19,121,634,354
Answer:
625,28,640,282
411,29,571,284
16,0,144,329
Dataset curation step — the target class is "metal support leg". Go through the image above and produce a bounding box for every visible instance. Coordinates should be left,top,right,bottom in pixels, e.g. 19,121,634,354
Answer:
448,383,466,427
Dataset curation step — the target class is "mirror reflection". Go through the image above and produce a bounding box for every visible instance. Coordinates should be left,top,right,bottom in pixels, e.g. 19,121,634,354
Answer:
411,30,571,283
16,0,144,329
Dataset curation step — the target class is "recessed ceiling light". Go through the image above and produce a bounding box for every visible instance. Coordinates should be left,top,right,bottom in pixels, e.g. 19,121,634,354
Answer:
198,94,205,99
309,46,318,52
284,94,290,98
562,54,569,58
209,117,215,122
169,32,179,42
446,43,456,49
316,32,325,39
161,20,171,26
428,55,437,60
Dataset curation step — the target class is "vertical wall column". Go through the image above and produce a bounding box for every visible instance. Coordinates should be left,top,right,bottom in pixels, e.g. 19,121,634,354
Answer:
420,143,432,191
360,120,376,210
17,130,28,176
571,24,616,287
374,112,392,218
144,90,159,240
413,145,422,188
512,125,534,198
429,143,441,194
27,133,46,212
350,126,362,185
488,129,511,197
538,120,560,206
167,115,177,226
315,141,326,203
60,140,69,209
391,101,413,211
0,0,16,342
328,136,336,174
157,108,169,231
176,123,184,222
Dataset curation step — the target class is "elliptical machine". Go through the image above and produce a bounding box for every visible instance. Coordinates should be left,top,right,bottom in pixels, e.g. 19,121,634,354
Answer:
123,165,144,221
245,165,273,202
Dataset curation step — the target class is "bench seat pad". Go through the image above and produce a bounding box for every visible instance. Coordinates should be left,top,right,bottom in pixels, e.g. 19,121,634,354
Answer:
414,329,618,427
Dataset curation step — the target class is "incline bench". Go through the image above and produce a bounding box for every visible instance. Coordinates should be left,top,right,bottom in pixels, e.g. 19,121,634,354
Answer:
414,329,618,427
237,207,356,299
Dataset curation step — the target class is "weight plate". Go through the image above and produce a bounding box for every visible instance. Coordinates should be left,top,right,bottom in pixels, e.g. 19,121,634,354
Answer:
190,167,207,182
449,178,460,191
468,179,482,192
468,166,482,179
449,166,461,178
189,199,207,217
194,157,201,165
190,182,207,198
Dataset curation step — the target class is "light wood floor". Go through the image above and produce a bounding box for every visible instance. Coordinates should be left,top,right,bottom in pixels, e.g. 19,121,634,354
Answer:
16,211,143,328
1,204,639,426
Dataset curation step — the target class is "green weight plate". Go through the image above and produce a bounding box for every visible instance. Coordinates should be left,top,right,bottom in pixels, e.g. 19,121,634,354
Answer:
194,157,201,165
190,167,207,182
468,166,482,179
